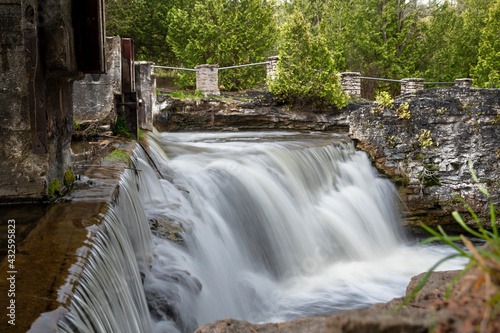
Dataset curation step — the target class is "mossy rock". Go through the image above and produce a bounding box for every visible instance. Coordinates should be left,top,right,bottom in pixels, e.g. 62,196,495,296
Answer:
48,178,61,200
64,169,76,187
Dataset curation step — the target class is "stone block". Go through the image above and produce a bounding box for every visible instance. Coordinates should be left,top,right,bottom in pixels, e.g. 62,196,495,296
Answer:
339,72,361,98
401,78,424,94
455,78,473,88
73,36,122,125
135,61,155,131
195,64,220,96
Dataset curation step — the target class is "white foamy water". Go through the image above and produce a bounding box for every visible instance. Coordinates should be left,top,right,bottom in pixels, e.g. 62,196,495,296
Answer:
139,131,466,333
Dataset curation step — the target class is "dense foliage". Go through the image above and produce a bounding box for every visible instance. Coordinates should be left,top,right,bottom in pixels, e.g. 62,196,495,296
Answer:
268,10,348,108
105,0,500,95
166,0,275,90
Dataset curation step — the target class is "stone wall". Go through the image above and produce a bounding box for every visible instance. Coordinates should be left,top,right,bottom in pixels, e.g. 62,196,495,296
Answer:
348,87,500,228
73,36,122,126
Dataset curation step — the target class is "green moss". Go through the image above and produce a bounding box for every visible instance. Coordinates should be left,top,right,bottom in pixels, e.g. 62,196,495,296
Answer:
48,178,61,200
104,148,132,164
169,90,204,99
63,169,76,187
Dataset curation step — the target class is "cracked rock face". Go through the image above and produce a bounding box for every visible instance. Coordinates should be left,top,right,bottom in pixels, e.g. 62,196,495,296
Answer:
348,87,500,230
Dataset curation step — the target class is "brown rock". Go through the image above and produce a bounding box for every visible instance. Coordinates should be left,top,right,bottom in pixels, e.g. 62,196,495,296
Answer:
195,317,327,333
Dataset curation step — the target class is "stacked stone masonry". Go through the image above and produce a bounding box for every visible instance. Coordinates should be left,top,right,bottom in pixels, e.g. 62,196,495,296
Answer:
455,78,473,88
196,65,220,96
266,56,279,82
401,78,425,95
340,72,361,98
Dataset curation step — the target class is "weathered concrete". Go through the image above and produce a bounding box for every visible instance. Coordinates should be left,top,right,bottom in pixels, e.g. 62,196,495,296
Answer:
0,1,77,201
0,138,137,332
135,61,156,130
0,0,106,202
73,36,122,125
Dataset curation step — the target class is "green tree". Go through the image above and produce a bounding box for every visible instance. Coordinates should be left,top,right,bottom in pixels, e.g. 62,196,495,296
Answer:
471,0,500,88
166,0,275,91
269,10,348,108
418,1,463,82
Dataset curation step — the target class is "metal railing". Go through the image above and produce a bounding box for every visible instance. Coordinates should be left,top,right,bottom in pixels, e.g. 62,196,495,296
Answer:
218,61,270,71
423,82,455,85
152,65,198,72
153,61,271,72
359,76,407,83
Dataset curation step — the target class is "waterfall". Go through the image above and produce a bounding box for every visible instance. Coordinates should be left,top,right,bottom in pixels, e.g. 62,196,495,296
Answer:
56,162,154,333
140,131,465,332
53,131,465,333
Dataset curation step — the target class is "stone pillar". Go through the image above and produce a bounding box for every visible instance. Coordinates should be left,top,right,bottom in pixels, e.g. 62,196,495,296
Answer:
73,36,122,126
339,72,361,98
195,64,220,96
266,56,279,82
455,78,473,88
401,78,425,94
135,61,156,131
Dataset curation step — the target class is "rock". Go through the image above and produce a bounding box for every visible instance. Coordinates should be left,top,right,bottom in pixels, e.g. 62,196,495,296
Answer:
195,317,327,333
153,92,349,133
196,268,500,333
348,87,500,229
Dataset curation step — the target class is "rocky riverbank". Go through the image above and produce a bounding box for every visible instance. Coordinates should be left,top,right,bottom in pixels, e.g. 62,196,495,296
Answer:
195,267,500,333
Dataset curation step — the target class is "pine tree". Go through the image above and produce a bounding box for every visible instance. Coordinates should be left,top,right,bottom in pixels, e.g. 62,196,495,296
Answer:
471,0,500,88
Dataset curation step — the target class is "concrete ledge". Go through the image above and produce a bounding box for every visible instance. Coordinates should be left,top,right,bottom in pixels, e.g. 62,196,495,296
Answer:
0,139,137,332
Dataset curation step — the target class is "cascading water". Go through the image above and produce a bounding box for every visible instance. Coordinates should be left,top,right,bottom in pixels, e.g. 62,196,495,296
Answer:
139,131,466,333
52,131,465,333
56,165,154,333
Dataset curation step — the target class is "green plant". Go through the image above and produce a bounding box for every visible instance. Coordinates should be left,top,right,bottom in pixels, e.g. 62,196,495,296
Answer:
48,178,61,200
73,120,81,131
372,91,394,114
386,135,401,148
416,129,438,149
436,107,446,115
397,161,500,318
169,90,204,99
396,102,411,120
63,169,76,187
104,148,132,165
113,115,134,138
